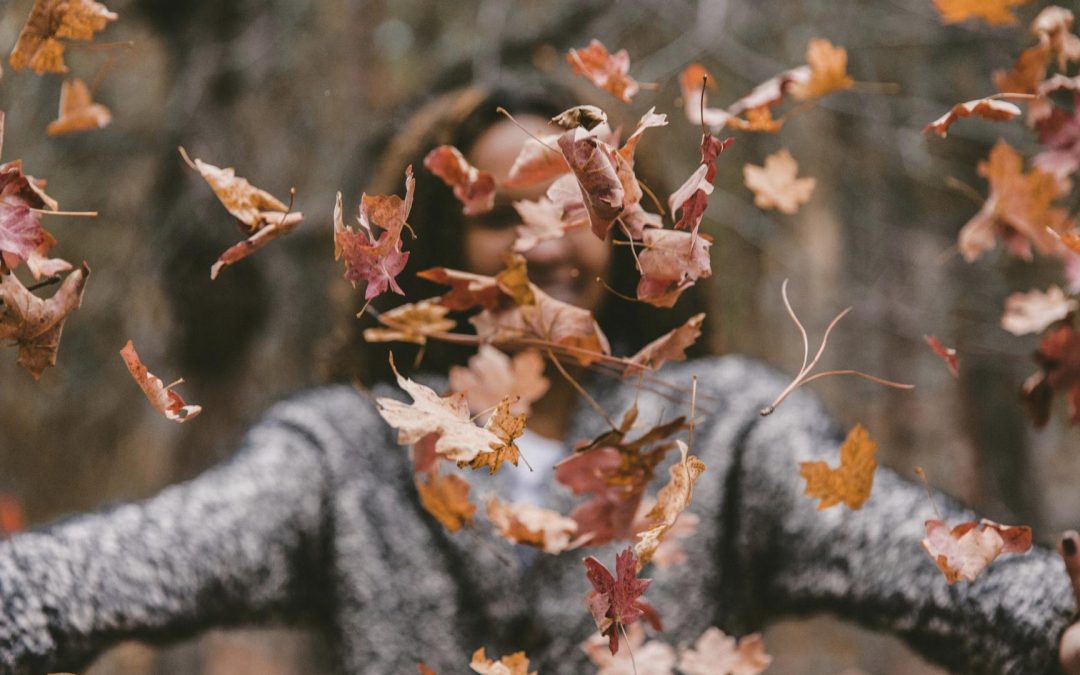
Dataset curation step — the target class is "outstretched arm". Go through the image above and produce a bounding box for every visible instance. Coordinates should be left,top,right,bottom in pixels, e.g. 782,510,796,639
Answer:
0,388,358,674
718,364,1075,675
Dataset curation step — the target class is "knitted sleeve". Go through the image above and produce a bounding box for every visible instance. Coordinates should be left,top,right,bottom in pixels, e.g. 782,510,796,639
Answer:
715,356,1076,674
0,386,367,675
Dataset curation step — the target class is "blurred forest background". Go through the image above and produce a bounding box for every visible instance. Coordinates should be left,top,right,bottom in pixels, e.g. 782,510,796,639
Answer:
0,0,1074,672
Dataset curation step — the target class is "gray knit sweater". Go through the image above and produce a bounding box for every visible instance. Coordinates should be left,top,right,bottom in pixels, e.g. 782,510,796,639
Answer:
0,355,1073,674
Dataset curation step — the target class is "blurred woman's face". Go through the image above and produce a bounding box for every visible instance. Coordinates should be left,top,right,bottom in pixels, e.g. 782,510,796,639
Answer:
463,116,611,313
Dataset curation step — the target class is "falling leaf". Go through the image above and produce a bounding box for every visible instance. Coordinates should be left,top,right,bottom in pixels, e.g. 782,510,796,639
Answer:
448,345,550,417
9,0,117,75
457,397,525,475
624,313,705,376
417,664,437,675
376,356,502,463
924,98,1023,138
678,627,772,675
789,39,855,100
335,167,414,300
669,134,733,234
0,264,88,379
1032,6,1080,71
933,0,1030,26
495,252,535,307
566,40,639,103
680,64,736,132
511,197,578,252
633,440,706,569
994,43,1050,96
0,157,59,271
504,134,570,189
1021,324,1080,426
552,105,609,131
743,149,816,215
799,423,877,510
469,648,536,675
636,229,713,308
486,497,580,553
119,340,202,423
363,299,456,345
416,471,476,533
423,145,496,216
921,518,1032,583
46,78,112,137
180,147,303,279
924,335,960,378
584,547,662,656
557,126,624,240
957,140,1073,262
582,623,677,675
1002,286,1077,335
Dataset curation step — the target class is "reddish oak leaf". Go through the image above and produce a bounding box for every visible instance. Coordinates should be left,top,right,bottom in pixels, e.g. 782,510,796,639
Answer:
632,440,706,570
0,264,88,379
335,167,414,300
678,627,772,675
415,471,476,533
1001,286,1077,336
423,145,496,216
624,313,705,376
799,423,877,510
924,98,1023,138
486,497,580,554
742,149,816,215
933,0,1030,26
9,0,117,75
921,518,1032,583
924,335,960,378
958,140,1073,262
566,40,639,103
120,340,202,423
448,345,550,417
636,229,713,308
376,355,502,463
557,126,624,240
469,648,536,675
1022,323,1080,426
46,78,112,137
583,547,662,656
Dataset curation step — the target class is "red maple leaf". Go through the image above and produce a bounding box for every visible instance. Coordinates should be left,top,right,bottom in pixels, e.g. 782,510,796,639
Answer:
583,547,662,655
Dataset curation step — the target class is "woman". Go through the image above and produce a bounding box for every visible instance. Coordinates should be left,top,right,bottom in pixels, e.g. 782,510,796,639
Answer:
0,77,1077,675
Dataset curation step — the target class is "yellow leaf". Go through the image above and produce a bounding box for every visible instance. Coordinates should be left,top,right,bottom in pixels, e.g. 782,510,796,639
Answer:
799,423,877,510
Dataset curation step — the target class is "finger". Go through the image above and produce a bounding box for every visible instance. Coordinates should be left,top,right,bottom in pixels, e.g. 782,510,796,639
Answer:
1061,530,1080,608
1061,623,1080,674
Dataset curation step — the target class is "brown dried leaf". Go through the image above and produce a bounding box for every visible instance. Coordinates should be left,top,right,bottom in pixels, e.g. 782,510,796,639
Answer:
799,423,877,510
335,168,414,300
924,98,1023,138
789,39,855,100
119,340,202,423
423,145,496,216
46,78,112,137
458,397,526,475
678,627,772,675
486,497,579,553
504,134,569,189
636,229,713,308
0,264,88,379
921,518,1032,583
566,40,639,103
624,313,705,376
416,471,475,533
633,440,705,570
10,0,117,74
362,299,456,345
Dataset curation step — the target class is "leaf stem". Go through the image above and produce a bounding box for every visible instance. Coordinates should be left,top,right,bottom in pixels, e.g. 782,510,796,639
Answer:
546,348,618,431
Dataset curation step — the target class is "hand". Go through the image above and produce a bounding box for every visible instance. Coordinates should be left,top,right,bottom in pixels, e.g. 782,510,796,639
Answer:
1058,531,1080,674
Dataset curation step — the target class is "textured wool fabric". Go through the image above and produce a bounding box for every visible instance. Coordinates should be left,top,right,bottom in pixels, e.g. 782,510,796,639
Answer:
0,355,1073,674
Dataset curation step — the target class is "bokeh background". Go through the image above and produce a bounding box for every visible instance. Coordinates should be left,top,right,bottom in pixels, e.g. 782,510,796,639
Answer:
0,0,1075,672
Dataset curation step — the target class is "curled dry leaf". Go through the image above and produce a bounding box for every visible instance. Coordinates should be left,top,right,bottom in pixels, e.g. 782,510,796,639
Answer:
582,623,677,675
924,335,960,378
958,140,1073,262
670,134,733,234
362,299,456,345
0,264,88,379
448,345,550,417
46,78,112,137
1002,286,1077,335
789,39,855,100
800,423,877,510
417,266,501,311
636,229,713,308
423,145,496,216
557,126,624,240
552,105,609,131
933,0,1030,26
469,648,536,675
457,397,525,475
415,471,476,533
1022,324,1080,426
119,340,202,423
924,98,1023,138
504,134,569,189
633,440,706,570
0,156,59,272
334,167,414,300
921,518,1032,583
566,40,639,103
624,312,705,376
179,147,303,279
583,547,662,656
376,356,502,463
9,0,117,74
743,149,816,215
486,496,579,554
511,197,577,252
678,627,772,675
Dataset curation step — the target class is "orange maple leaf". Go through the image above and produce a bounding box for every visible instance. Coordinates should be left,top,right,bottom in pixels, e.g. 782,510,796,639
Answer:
790,39,855,100
415,471,475,533
46,78,112,137
566,40,639,103
799,423,877,510
933,0,1030,26
9,0,118,75
469,648,536,675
